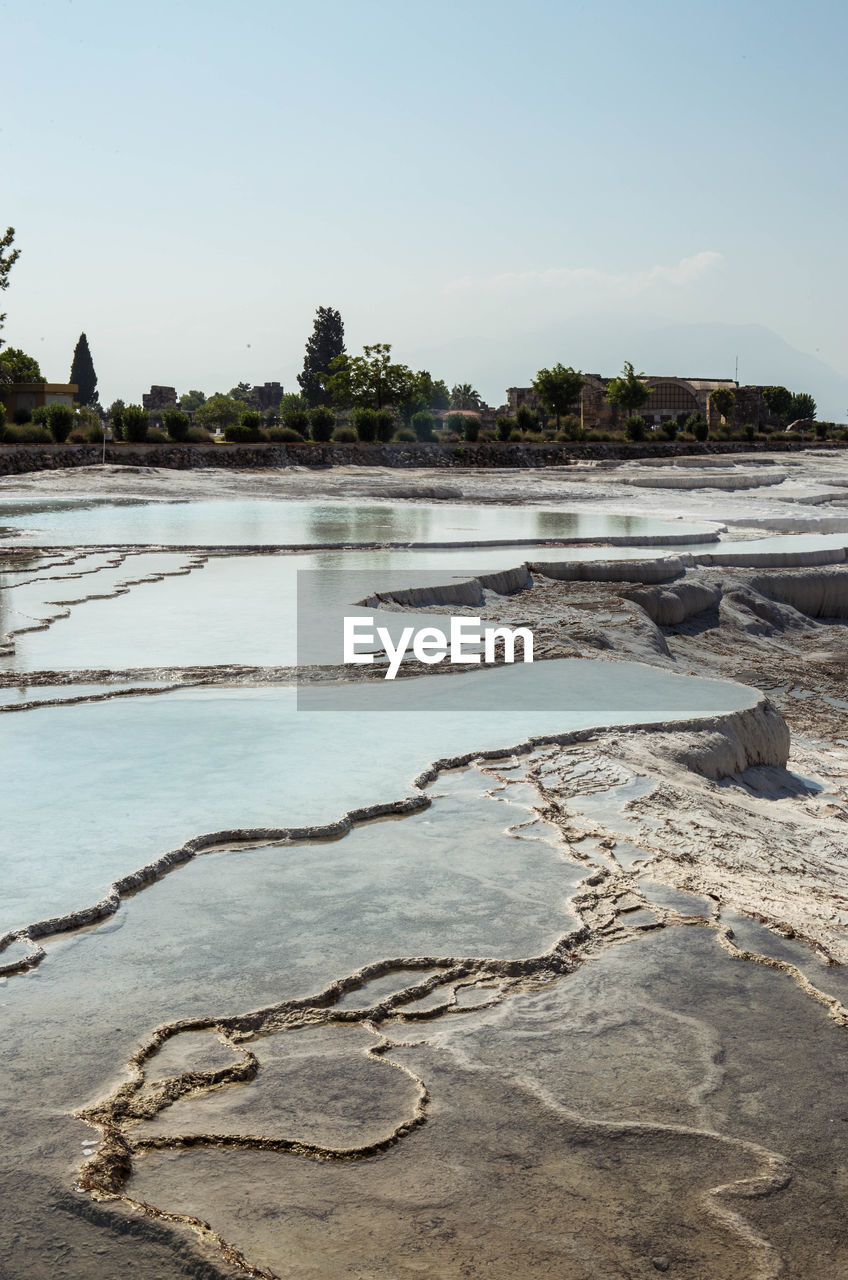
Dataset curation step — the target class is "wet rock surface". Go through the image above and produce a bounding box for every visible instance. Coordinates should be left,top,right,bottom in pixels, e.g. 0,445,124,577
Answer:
0,453,846,1278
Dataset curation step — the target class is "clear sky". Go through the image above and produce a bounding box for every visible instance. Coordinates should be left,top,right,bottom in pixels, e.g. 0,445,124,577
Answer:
3,0,847,413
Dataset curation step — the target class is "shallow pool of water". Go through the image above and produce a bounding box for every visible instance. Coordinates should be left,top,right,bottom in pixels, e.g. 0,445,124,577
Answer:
0,662,758,937
1,543,686,671
0,497,718,547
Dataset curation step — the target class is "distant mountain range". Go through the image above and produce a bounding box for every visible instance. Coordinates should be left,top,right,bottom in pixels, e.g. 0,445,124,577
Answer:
409,319,848,421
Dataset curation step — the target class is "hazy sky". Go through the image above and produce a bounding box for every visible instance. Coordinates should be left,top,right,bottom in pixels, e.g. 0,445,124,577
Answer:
3,0,847,411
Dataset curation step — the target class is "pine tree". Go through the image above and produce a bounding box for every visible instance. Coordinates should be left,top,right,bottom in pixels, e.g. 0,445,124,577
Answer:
297,307,345,407
70,332,98,406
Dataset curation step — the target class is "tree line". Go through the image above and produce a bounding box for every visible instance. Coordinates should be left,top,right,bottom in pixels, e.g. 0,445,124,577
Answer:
0,237,831,446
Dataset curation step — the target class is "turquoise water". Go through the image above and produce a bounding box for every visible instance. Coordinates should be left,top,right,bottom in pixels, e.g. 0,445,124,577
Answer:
14,770,581,1019
0,497,718,547
0,664,758,937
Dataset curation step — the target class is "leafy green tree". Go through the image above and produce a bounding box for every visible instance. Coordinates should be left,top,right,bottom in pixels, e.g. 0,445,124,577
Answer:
0,347,42,386
70,333,98,406
195,394,243,433
178,389,206,413
410,371,450,414
709,387,736,422
606,362,652,420
279,391,306,416
324,343,410,411
46,402,74,443
107,399,126,440
429,378,451,412
229,381,253,403
298,306,346,407
163,409,190,441
789,391,816,421
394,368,429,425
0,227,21,348
449,383,482,410
532,364,584,429
308,406,335,442
122,404,149,442
761,385,792,422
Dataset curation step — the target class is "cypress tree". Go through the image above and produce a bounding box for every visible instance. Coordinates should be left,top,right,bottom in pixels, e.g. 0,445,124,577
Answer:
70,332,98,406
297,307,345,407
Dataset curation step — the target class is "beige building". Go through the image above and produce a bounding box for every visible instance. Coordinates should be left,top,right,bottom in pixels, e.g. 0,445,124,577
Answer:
2,382,77,418
508,375,743,430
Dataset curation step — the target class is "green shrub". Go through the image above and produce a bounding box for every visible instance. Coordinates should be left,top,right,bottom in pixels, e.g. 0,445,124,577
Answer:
660,420,678,442
814,420,829,440
625,416,646,442
742,423,757,442
508,428,523,442
46,402,75,443
186,426,214,444
223,410,264,442
67,429,87,444
163,409,190,442
496,415,516,441
693,420,709,442
352,408,377,442
122,404,149,443
283,407,310,435
1,422,52,443
32,405,50,426
558,414,582,440
411,410,435,442
13,407,32,425
463,415,481,443
267,427,305,442
84,424,104,443
444,412,469,435
308,406,335,442
393,426,417,442
332,425,358,443
224,422,267,443
145,427,169,443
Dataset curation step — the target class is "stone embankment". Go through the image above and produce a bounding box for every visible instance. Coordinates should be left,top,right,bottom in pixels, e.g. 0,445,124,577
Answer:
0,438,842,476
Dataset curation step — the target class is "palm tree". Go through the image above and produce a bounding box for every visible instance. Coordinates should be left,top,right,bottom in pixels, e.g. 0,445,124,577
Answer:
450,383,482,410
